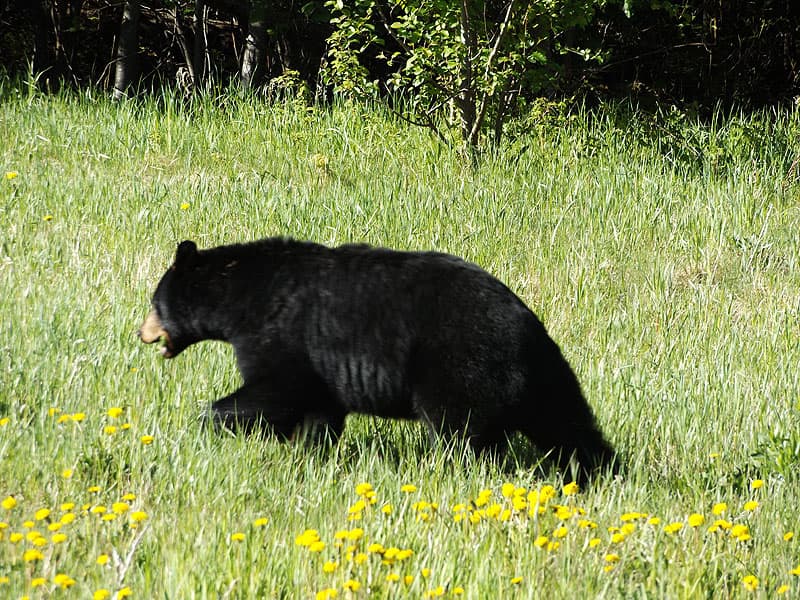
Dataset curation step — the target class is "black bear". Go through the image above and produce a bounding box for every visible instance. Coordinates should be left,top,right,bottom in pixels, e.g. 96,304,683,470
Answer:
139,238,616,478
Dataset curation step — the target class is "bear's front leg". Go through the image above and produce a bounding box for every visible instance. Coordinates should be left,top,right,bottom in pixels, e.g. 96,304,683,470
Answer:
209,381,303,438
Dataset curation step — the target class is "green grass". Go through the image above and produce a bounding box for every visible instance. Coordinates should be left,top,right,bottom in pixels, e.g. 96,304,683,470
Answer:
1,82,799,598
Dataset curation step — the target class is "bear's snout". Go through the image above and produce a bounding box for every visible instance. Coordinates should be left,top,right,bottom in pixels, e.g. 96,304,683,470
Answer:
138,310,174,356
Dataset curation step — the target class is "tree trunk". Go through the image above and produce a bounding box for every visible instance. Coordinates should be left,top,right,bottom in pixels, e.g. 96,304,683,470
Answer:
112,0,140,100
240,0,269,90
193,0,207,86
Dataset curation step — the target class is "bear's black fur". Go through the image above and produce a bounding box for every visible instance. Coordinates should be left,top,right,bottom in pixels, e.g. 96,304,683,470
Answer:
139,238,617,478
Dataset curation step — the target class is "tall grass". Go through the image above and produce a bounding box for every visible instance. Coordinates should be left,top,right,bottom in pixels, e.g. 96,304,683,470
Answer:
1,83,799,598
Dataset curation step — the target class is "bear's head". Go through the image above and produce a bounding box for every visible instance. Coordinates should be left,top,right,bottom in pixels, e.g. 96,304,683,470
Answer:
138,240,204,358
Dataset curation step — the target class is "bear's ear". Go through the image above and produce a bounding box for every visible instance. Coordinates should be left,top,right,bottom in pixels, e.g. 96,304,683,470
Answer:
173,240,198,269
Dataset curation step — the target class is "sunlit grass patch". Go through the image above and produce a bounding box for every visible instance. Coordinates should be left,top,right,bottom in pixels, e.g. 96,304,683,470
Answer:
1,83,799,596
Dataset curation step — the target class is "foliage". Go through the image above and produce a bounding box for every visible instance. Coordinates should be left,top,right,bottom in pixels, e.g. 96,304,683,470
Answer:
323,0,605,148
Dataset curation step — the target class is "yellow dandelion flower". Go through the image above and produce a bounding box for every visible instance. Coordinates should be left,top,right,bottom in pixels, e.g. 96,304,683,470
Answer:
400,484,417,493
230,532,245,542
790,565,800,576
343,580,360,591
743,500,759,511
533,535,549,548
48,522,62,532
0,575,10,583
347,528,364,541
96,554,110,566
353,552,367,564
562,481,579,496
421,568,431,578
140,435,155,445
730,524,750,538
475,489,492,507
61,469,73,479
611,533,626,544
57,414,71,424
386,573,400,582
121,423,132,430
48,407,61,417
688,513,705,527
554,526,569,539
51,533,68,544
709,452,720,459
25,530,41,541
5,171,18,180
512,496,527,511
71,412,86,422
121,493,136,501
784,531,794,541
309,540,325,552
23,549,44,562
180,202,190,210
348,500,366,514
253,517,268,527
367,543,384,553
547,541,560,552
750,479,764,490
510,576,523,585
0,417,9,426
112,502,130,515
87,485,101,493
588,537,601,548
94,590,111,600
90,505,107,515
777,585,790,595
104,425,118,435
381,504,393,515
742,575,759,591
34,508,50,521
315,588,337,600
107,407,124,419
323,561,338,573
53,573,75,588
2,496,17,510
603,564,616,573
102,513,117,522
501,483,516,498
605,553,621,563
425,586,445,597
453,587,465,595
31,577,46,587
711,502,727,515
540,485,557,502
355,482,373,496
663,522,683,534
117,587,133,598
620,512,642,522
61,502,76,511
554,505,573,520
130,511,148,523
60,513,76,525
22,520,34,529
404,575,414,585
295,529,320,546
620,523,636,535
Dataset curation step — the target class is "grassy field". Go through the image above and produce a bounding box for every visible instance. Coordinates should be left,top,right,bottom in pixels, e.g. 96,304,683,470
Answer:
1,81,799,599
